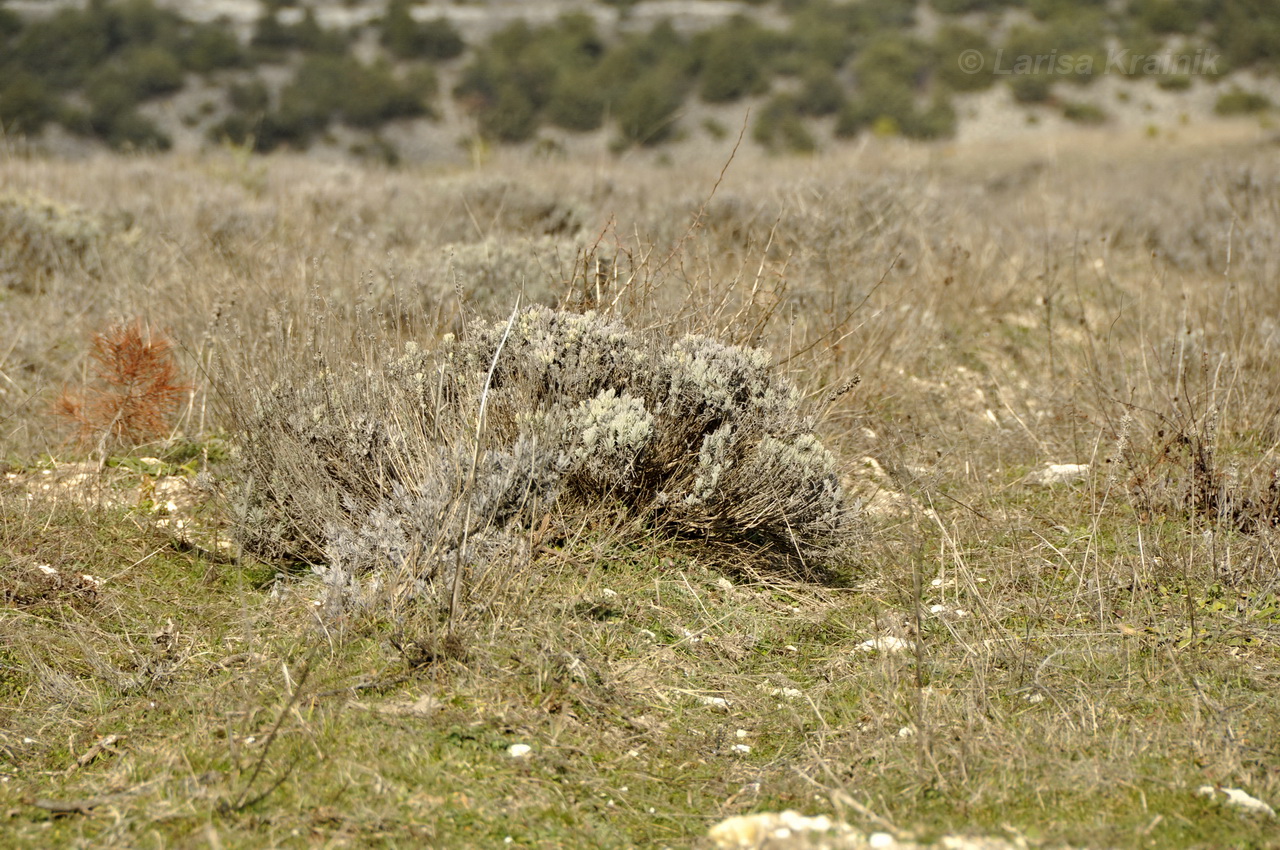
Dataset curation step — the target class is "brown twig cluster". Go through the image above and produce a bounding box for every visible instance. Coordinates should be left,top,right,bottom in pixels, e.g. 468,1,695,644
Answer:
55,320,189,450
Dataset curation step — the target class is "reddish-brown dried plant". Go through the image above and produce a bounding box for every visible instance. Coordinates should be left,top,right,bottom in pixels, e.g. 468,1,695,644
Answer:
55,320,190,449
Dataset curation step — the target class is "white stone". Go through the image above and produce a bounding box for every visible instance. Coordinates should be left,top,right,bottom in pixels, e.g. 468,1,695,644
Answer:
1025,463,1090,486
507,743,532,759
857,636,911,654
1197,785,1276,818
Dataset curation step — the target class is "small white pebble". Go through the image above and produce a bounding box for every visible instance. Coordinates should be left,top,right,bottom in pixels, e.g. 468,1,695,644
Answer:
953,609,968,618
639,629,657,640
735,729,749,739
504,837,513,844
648,807,656,814
22,738,35,744
929,604,945,614
627,749,640,758
36,564,58,576
731,744,751,754
869,832,897,848
507,744,532,759
897,726,914,738
601,588,618,599
79,574,101,588
784,645,799,653
930,578,943,587
698,695,730,709
716,577,733,591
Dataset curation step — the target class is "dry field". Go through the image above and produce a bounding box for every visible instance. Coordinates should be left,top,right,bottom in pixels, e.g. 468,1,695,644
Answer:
2,121,1280,848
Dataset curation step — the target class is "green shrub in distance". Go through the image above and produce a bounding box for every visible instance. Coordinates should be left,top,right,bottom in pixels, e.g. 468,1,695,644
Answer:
1009,72,1053,103
479,83,539,143
1157,74,1193,91
794,66,846,116
933,24,998,92
753,94,818,153
0,3,20,41
1215,1,1280,69
381,1,465,60
696,17,780,102
9,6,111,89
784,3,857,69
112,45,185,99
0,72,58,135
1130,0,1208,35
930,0,1024,11
228,79,270,114
101,109,171,151
1214,87,1272,116
902,93,956,139
546,71,608,132
615,67,686,146
1062,100,1107,124
1028,0,1106,20
835,75,914,137
182,23,245,73
852,33,930,90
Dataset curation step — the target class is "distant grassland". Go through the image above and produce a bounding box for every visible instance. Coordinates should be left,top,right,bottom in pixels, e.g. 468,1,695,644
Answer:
2,123,1280,848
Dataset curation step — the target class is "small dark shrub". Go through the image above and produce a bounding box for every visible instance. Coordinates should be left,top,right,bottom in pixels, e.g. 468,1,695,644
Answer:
1009,72,1054,104
546,71,608,132
697,18,779,102
754,95,818,153
183,23,245,73
615,67,686,146
795,66,846,116
1062,100,1107,124
382,1,465,60
0,72,59,135
1214,87,1272,116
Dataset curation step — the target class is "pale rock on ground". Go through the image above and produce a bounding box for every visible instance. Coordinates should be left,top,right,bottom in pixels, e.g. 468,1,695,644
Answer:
1024,463,1090,487
707,811,1039,850
1196,785,1276,818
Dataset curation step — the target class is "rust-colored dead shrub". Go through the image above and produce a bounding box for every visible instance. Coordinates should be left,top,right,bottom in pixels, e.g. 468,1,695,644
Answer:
55,320,190,450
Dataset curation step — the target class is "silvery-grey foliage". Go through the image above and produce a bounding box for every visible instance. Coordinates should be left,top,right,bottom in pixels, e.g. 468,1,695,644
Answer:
234,306,857,602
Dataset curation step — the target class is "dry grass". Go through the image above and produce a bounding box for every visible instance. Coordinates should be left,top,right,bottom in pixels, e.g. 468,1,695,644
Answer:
2,123,1280,848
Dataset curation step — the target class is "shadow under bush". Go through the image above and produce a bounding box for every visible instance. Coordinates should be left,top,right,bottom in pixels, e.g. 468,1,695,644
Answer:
229,307,859,606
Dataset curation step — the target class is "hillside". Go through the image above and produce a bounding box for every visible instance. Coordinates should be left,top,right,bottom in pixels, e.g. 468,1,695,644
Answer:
1,0,1277,163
